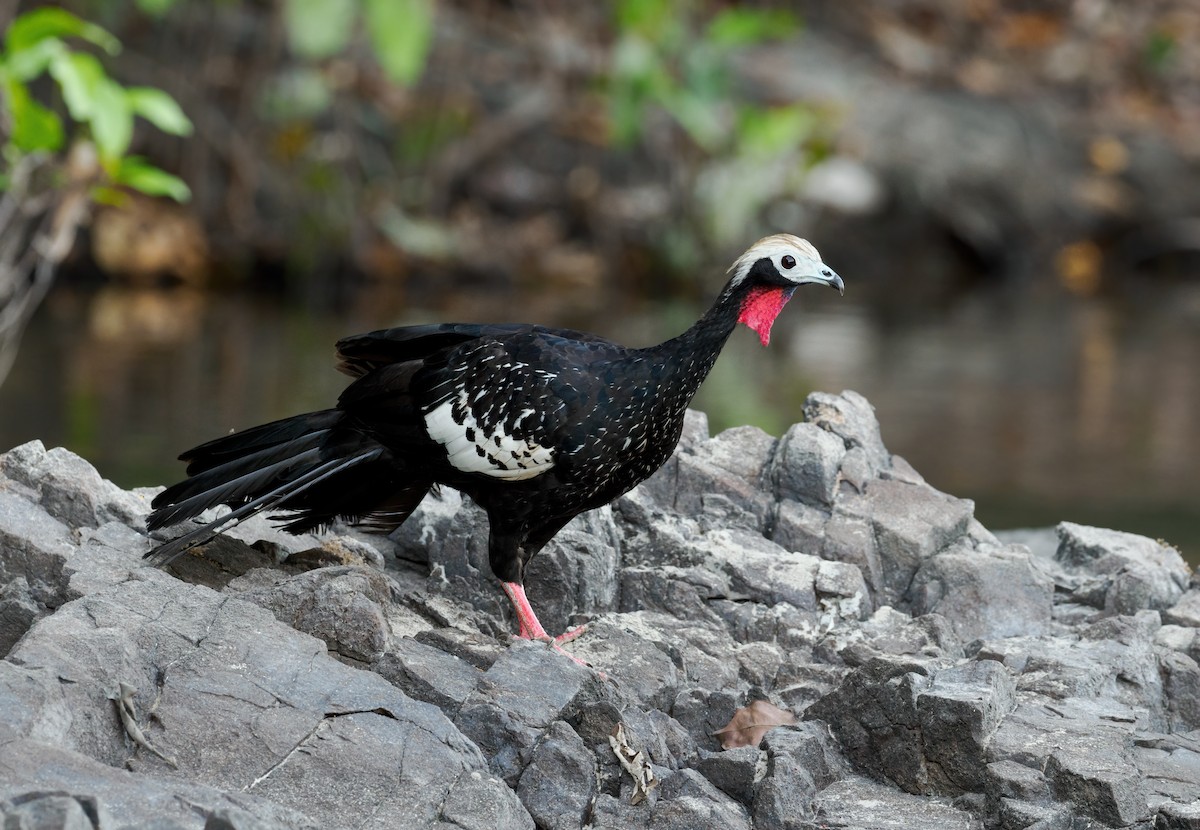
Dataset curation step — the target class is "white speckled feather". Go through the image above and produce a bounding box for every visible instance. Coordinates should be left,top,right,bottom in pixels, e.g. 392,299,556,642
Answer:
424,393,555,480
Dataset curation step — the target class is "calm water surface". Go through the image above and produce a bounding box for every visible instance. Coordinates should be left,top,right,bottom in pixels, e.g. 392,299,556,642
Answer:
2,275,1197,562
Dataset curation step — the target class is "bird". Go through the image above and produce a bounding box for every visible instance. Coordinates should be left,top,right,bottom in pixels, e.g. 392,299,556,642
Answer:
145,235,843,659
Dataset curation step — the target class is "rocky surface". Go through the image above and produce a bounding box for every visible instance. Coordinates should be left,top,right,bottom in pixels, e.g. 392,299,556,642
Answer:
1,390,1197,829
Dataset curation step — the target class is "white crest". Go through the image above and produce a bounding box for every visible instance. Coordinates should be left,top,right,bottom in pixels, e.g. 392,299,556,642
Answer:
726,234,825,288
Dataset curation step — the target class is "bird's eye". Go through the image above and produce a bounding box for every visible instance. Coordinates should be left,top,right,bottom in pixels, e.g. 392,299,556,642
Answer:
781,255,796,269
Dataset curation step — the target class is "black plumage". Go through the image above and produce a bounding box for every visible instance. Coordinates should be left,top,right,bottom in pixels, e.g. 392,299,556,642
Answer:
146,235,843,652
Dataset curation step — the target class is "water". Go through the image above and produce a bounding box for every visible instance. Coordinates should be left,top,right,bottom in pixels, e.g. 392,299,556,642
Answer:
1,275,1197,563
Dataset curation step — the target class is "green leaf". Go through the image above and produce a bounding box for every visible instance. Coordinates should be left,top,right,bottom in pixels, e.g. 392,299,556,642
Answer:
6,36,65,81
113,156,191,202
615,0,674,39
664,93,726,151
3,76,65,152
5,7,120,56
126,87,192,135
48,50,106,121
284,0,357,60
363,0,434,86
89,77,133,163
736,105,814,157
706,8,797,48
136,0,183,18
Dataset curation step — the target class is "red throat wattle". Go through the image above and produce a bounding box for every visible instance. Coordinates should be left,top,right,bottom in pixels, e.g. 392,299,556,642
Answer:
738,286,795,346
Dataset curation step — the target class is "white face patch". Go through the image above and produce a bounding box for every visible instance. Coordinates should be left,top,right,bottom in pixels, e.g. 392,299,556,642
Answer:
726,234,825,288
424,392,555,481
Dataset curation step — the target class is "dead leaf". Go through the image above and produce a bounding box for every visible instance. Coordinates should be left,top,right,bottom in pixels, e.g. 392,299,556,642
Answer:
609,722,658,805
713,700,796,749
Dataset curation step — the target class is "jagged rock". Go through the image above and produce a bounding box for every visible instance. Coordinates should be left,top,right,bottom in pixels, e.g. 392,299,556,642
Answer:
1055,522,1190,614
1,576,510,828
2,392,1198,829
846,479,976,606
802,390,890,476
516,721,596,830
652,768,752,830
916,661,1017,794
809,775,979,829
768,422,845,508
569,615,682,710
373,636,484,715
523,510,621,635
1166,589,1200,628
233,565,396,662
694,745,761,805
1045,748,1150,826
454,639,598,784
0,576,41,655
908,541,1053,642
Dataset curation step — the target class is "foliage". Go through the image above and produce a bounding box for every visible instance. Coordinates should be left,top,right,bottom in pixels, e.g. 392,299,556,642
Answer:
0,7,193,201
606,1,831,252
136,0,435,90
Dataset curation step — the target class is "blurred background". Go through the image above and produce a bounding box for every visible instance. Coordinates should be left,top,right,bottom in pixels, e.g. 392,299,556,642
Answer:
1,0,1197,561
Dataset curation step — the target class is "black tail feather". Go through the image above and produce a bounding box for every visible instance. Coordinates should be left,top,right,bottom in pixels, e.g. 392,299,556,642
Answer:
179,410,342,475
145,449,384,566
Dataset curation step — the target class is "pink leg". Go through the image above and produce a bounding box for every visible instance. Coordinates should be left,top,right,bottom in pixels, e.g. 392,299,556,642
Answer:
501,582,591,663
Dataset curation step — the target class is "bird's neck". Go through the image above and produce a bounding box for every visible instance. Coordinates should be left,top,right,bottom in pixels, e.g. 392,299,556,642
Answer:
646,279,752,400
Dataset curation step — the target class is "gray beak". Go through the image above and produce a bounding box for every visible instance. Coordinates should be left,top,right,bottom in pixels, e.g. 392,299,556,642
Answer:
821,268,845,296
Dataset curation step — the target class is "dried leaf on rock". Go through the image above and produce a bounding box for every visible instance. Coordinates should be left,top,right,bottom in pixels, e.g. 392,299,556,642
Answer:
713,699,796,749
609,722,657,805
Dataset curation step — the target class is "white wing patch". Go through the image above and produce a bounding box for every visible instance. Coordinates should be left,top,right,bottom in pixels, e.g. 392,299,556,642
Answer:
424,393,555,481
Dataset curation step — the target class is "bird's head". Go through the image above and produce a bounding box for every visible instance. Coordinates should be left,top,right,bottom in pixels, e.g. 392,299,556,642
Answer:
727,234,844,346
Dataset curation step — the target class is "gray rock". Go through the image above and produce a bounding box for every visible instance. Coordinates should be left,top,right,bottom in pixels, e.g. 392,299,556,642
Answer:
1165,589,1200,628
524,511,620,635
805,657,935,794
850,479,975,606
1055,522,1189,613
516,721,597,830
1045,748,1149,826
589,793,651,830
373,636,483,715
917,661,1017,794
454,639,597,783
809,775,979,829
909,542,1053,642
695,529,820,611
672,427,777,531
1156,800,1200,830
802,391,891,475
769,498,829,557
0,793,101,830
0,576,41,655
984,759,1049,804
2,576,504,829
0,489,75,609
0,440,148,530
569,615,682,710
4,395,1200,830
695,745,761,805
1160,651,1200,731
769,422,845,508
820,508,883,599
439,768,535,830
652,768,752,830
234,565,396,662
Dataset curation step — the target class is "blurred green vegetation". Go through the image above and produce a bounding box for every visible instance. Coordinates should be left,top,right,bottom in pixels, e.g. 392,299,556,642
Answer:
5,0,830,290
1,6,192,198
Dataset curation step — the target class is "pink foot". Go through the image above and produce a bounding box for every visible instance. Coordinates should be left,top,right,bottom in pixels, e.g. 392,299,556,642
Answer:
502,582,593,668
